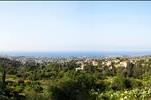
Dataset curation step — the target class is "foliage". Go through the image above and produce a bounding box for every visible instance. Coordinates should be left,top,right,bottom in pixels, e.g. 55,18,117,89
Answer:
0,57,151,100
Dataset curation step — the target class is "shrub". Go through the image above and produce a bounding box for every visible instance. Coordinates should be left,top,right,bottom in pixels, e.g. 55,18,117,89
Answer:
111,76,125,90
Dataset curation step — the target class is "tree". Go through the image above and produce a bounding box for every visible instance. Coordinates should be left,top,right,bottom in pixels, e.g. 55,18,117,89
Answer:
0,58,11,87
48,72,97,100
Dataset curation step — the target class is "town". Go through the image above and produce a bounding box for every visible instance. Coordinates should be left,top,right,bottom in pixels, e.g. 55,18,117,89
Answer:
1,55,151,72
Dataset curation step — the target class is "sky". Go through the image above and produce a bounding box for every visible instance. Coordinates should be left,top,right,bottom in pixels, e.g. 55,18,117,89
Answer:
0,1,151,52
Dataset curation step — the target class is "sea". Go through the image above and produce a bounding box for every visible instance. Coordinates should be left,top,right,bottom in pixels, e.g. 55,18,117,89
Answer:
1,51,151,57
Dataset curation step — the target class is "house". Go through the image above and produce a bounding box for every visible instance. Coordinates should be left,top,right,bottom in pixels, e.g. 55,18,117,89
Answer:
119,61,127,68
76,63,85,71
92,60,98,66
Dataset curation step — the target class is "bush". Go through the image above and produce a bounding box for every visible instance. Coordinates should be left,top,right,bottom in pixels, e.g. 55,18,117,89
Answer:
111,76,125,90
48,72,97,100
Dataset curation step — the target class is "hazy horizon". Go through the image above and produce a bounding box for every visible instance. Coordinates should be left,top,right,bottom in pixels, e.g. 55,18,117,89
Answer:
0,1,151,52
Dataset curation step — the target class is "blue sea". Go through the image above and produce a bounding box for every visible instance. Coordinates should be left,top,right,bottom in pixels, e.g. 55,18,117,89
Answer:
1,51,151,57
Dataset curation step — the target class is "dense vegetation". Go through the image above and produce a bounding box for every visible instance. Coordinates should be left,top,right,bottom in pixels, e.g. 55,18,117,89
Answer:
0,57,151,100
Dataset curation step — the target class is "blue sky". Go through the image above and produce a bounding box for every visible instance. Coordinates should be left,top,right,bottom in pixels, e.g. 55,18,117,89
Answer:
0,1,151,52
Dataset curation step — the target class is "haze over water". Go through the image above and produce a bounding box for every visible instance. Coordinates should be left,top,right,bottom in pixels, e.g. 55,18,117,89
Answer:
0,51,151,57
